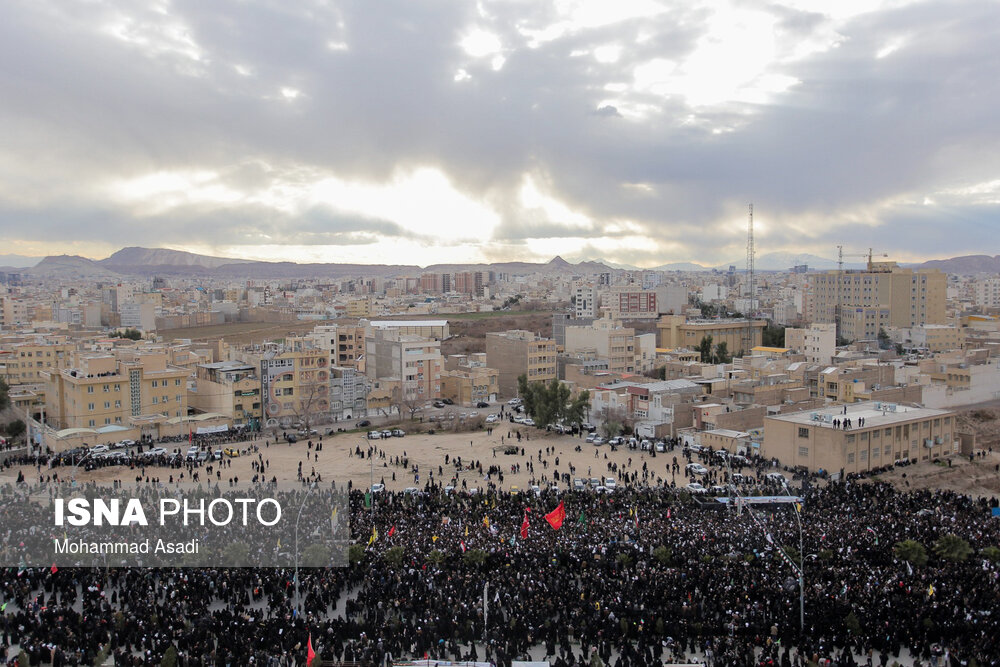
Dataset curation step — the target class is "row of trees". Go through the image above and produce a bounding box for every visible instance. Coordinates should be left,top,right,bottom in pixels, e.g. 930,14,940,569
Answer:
516,375,590,429
893,534,1000,565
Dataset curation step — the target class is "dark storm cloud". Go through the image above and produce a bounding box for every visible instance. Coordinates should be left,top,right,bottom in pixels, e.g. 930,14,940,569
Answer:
0,0,997,263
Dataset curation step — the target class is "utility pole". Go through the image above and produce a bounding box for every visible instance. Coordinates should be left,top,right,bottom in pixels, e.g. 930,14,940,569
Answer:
744,204,755,356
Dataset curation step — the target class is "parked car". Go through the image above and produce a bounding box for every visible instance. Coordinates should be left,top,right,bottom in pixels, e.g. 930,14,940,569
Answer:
686,482,708,494
381,429,393,439
585,433,596,443
589,477,602,489
604,477,617,490
433,401,445,408
608,436,624,446
91,444,110,454
356,420,371,428
197,450,210,463
213,449,223,461
592,436,605,446
686,463,709,476
224,447,241,457
655,442,666,453
368,431,382,440
573,478,586,492
146,447,168,457
441,398,454,405
507,398,522,405
392,429,405,437
186,446,199,461
476,401,489,408
522,418,534,426
485,414,499,423
370,483,385,493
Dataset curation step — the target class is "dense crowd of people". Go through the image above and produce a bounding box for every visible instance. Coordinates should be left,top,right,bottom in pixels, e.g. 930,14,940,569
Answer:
0,468,997,667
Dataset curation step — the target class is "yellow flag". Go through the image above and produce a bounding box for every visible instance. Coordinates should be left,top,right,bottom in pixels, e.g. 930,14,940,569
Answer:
629,507,633,517
331,507,338,523
368,526,378,546
483,517,490,528
928,583,935,597
432,535,439,543
277,538,282,550
465,526,469,537
795,502,802,513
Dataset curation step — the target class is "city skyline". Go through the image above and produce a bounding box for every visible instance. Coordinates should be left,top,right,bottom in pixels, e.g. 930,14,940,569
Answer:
1,0,998,268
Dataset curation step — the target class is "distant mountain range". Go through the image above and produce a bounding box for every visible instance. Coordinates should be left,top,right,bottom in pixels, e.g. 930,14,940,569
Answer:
9,247,1000,279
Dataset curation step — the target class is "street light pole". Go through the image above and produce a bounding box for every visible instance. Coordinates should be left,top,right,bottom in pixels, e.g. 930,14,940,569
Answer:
71,451,92,485
294,482,318,616
782,480,805,632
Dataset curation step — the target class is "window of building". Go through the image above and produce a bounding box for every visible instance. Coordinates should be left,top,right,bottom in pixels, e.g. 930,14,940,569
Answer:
115,400,121,408
847,453,855,464
88,419,95,427
87,403,94,411
872,446,880,457
798,427,809,438
798,446,809,457
152,396,158,404
846,434,855,443
87,386,94,394
104,401,110,409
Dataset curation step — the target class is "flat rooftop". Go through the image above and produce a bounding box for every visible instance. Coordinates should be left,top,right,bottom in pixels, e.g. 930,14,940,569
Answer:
768,401,950,429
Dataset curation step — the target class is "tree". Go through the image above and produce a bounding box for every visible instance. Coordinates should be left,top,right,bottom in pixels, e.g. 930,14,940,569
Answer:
877,327,892,350
565,390,590,428
427,549,445,566
463,548,488,568
600,420,622,440
384,545,405,568
302,543,331,567
981,546,1000,564
653,545,672,565
290,362,331,430
348,544,366,565
160,646,178,667
893,539,928,566
934,534,972,562
714,341,731,364
762,324,786,348
111,328,143,341
697,335,714,363
0,378,8,412
517,375,578,428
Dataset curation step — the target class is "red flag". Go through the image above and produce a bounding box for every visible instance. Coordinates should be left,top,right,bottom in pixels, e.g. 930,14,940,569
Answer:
307,634,316,666
667,508,671,519
545,501,566,530
50,564,58,574
387,525,396,538
460,540,466,553
520,514,529,540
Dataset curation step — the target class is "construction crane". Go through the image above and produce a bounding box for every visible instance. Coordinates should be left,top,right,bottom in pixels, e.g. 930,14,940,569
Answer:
835,246,888,342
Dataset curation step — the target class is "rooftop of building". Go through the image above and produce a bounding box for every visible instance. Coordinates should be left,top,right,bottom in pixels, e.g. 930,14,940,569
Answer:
767,401,950,428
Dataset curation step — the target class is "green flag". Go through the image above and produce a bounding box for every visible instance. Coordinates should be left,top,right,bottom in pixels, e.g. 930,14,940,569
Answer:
577,511,586,525
365,491,372,508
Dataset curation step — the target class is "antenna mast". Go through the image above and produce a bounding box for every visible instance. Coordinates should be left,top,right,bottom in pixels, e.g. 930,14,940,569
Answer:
744,203,754,356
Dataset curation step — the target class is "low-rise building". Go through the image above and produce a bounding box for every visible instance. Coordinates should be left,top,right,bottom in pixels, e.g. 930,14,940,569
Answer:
764,401,956,473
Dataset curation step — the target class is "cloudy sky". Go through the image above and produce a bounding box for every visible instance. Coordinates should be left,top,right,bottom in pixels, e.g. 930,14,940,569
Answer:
1,0,998,268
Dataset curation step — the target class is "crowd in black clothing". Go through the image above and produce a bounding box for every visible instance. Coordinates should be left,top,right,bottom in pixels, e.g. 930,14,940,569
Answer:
0,474,997,667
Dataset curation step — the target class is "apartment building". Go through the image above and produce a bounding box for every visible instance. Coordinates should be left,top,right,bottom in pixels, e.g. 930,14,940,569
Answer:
309,323,366,370
187,360,261,428
364,328,442,404
784,323,836,364
441,365,499,406
366,319,449,340
236,343,330,428
0,338,74,385
574,285,599,319
329,366,369,421
485,330,557,397
564,317,636,375
656,315,765,354
808,262,946,339
764,401,956,473
974,277,1000,308
43,351,190,430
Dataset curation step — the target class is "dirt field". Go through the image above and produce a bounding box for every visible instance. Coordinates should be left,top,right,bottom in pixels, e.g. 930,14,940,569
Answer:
2,423,680,494
868,451,1000,499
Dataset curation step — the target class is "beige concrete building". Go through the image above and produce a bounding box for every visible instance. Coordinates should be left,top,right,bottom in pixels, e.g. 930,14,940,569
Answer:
188,361,262,427
808,262,946,340
364,329,442,404
365,319,450,340
764,401,956,473
907,324,962,352
486,330,557,397
784,323,836,364
657,315,765,355
0,337,75,386
564,318,636,375
309,323,366,370
43,351,190,431
441,366,499,406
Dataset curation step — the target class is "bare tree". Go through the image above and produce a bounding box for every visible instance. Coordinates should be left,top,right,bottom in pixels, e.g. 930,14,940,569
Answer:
289,371,329,431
